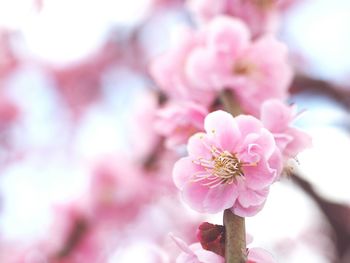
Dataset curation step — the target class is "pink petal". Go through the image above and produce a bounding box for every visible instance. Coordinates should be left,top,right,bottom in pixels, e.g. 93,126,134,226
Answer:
173,157,201,189
284,127,312,158
186,48,222,90
170,234,194,255
237,187,269,208
187,133,213,160
231,199,266,217
235,115,263,139
240,128,276,160
273,133,293,153
182,182,237,213
207,16,250,58
192,243,224,263
204,110,241,152
242,159,276,190
248,247,277,263
260,99,294,132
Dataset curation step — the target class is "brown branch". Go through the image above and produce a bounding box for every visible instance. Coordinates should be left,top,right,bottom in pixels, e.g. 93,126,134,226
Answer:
290,75,350,110
223,210,247,263
54,217,89,260
290,173,350,262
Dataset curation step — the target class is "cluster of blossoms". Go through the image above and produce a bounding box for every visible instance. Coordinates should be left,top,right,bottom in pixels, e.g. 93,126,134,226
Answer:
0,0,314,262
150,0,311,262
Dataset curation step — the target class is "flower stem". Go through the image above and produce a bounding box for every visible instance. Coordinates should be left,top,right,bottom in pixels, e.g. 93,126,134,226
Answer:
224,209,247,263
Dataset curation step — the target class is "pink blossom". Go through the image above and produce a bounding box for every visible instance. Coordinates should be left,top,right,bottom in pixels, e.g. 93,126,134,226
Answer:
88,156,152,224
172,234,277,263
149,28,215,106
185,16,292,115
171,235,224,263
155,101,208,148
260,99,312,159
173,110,282,216
187,0,295,37
151,16,292,115
247,247,277,263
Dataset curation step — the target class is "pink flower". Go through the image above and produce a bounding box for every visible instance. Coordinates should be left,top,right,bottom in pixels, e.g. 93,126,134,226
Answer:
187,0,295,37
88,156,152,223
171,235,224,263
155,101,208,148
186,16,292,115
149,28,215,106
247,247,277,263
173,110,282,216
260,99,312,159
171,234,277,263
151,16,292,115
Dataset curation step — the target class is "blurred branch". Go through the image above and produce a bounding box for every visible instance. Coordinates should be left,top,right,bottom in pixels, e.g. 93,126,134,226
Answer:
291,75,350,110
54,217,89,260
290,173,350,262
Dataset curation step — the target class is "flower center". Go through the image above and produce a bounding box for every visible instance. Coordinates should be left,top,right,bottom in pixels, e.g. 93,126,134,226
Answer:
251,0,275,10
192,147,245,188
233,60,256,76
213,151,243,181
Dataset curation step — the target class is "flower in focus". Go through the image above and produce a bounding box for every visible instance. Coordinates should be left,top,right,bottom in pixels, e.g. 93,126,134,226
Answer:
173,110,282,217
260,99,312,159
155,101,208,148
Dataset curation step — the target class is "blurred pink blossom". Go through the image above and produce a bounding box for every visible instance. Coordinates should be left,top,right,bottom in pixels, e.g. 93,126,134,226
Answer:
171,234,224,263
149,28,215,106
88,156,152,224
187,0,295,37
247,247,277,263
173,110,282,216
172,233,277,262
260,99,312,159
185,16,292,115
155,101,208,148
151,16,292,115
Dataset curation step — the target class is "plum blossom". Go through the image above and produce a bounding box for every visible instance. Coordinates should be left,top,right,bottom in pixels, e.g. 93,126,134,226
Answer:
260,99,312,159
151,16,292,115
247,247,276,263
149,28,216,106
155,101,208,148
185,16,292,115
187,0,296,37
173,110,282,217
171,234,224,263
87,156,152,224
172,234,277,263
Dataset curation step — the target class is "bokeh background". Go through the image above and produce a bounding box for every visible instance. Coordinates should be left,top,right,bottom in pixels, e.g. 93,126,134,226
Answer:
0,0,350,262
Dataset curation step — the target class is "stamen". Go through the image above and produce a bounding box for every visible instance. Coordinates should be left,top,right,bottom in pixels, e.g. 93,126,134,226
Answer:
192,148,247,188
